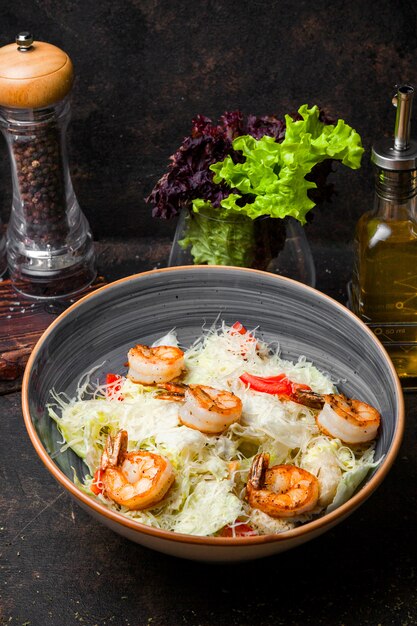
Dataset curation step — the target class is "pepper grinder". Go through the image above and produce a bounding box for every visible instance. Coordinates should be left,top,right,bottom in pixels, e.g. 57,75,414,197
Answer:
0,32,95,298
351,84,417,387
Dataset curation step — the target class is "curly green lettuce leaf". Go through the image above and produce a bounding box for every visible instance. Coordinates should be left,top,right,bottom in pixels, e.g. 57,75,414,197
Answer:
178,200,255,266
210,104,363,224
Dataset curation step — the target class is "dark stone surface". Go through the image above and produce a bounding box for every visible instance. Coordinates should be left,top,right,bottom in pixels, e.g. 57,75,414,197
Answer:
1,361,416,626
0,241,415,626
0,0,416,246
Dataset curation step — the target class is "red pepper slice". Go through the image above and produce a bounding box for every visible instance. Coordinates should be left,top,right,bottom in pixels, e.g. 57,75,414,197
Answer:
247,373,287,383
106,373,123,401
239,371,311,400
231,321,248,335
231,321,258,356
91,469,104,495
240,371,293,395
220,522,257,537
231,321,257,343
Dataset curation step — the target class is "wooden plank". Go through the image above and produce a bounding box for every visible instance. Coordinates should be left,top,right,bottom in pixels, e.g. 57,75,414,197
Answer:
0,275,107,386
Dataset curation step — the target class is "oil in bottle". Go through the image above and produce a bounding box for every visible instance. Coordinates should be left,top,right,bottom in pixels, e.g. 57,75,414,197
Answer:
351,85,417,388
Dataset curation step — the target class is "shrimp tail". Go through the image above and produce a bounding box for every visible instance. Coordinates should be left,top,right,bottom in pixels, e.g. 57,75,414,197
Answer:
156,382,188,393
156,392,186,402
101,429,128,471
154,381,188,402
292,388,325,409
248,453,269,491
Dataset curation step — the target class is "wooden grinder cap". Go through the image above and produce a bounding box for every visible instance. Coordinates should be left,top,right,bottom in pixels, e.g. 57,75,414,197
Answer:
0,32,74,109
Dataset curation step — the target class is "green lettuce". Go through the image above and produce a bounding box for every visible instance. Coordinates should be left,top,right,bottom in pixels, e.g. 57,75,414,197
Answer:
210,104,364,224
179,201,256,266
179,104,363,265
326,455,382,514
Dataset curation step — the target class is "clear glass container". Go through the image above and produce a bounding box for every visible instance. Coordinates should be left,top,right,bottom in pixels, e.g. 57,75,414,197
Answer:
0,32,95,298
351,169,417,386
0,97,95,298
168,208,316,287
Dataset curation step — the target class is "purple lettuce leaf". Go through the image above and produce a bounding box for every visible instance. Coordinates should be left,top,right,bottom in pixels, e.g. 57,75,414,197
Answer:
146,109,335,219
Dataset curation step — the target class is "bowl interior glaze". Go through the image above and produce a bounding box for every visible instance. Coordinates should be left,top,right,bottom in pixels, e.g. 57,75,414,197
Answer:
23,267,404,557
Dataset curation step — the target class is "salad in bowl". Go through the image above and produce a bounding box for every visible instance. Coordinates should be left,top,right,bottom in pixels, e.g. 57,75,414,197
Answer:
49,321,380,538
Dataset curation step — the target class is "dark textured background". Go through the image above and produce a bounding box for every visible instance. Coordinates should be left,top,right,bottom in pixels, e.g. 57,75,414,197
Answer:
0,0,416,247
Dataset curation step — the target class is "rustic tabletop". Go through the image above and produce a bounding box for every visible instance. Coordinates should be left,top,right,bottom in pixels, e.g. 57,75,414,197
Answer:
1,240,416,626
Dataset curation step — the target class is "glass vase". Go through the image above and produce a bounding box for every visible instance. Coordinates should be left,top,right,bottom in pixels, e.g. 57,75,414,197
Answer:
168,208,316,287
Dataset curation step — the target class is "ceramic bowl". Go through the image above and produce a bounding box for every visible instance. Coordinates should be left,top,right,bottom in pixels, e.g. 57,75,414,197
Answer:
22,266,404,562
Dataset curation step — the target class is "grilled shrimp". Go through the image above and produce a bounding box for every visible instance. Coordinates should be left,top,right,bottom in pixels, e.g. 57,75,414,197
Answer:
317,394,380,445
100,430,175,510
127,344,185,384
179,385,242,434
294,389,381,445
155,382,242,434
246,453,319,518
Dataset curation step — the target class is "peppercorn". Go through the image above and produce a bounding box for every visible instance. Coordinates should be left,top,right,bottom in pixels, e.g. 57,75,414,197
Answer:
11,123,69,246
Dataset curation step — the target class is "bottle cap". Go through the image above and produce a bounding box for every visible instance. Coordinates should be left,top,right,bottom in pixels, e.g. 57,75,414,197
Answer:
372,84,417,171
0,33,73,109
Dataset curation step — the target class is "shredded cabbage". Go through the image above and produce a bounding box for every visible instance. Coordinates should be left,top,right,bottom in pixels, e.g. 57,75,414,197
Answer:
172,480,242,536
48,322,380,537
151,330,179,348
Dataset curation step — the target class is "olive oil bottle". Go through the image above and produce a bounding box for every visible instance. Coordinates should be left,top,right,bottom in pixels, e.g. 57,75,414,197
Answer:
352,85,417,388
